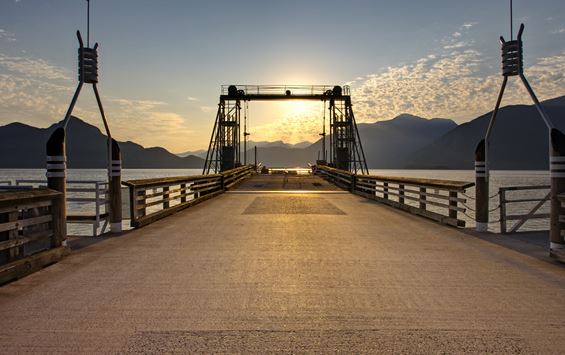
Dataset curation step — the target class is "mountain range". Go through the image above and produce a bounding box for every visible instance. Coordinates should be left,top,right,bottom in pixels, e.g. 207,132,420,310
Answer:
1,95,564,169
0,117,204,169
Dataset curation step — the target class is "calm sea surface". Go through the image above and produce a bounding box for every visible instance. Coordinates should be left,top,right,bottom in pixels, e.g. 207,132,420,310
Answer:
0,169,550,235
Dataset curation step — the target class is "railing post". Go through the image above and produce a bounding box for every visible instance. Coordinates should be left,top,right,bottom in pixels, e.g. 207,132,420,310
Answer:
499,188,507,233
163,186,170,209
128,186,136,228
550,128,565,255
383,182,389,200
109,139,122,233
419,187,427,210
399,184,405,204
46,127,66,247
449,191,458,220
138,189,146,218
220,174,225,191
350,174,356,193
475,139,488,232
180,183,187,203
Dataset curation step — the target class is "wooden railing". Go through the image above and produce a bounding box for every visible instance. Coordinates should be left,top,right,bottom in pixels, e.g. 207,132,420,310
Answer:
0,189,67,285
316,165,474,227
15,180,110,236
499,185,550,233
123,165,254,228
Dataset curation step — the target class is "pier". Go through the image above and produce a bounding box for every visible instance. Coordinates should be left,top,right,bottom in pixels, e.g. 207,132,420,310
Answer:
1,172,565,352
1,3,565,350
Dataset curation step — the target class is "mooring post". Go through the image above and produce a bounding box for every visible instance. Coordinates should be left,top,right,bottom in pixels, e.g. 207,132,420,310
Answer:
398,184,405,204
550,128,565,255
254,146,257,169
46,127,67,247
109,139,122,233
475,139,488,232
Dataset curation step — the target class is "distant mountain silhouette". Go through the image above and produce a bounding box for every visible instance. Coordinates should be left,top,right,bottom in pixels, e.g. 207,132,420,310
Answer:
356,114,456,168
4,95,563,170
247,114,457,167
0,117,204,169
178,140,313,159
408,95,565,169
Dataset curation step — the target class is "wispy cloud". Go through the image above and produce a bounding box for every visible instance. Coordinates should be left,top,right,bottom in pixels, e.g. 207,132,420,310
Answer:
0,29,16,42
0,53,193,152
187,96,200,102
552,28,565,34
0,53,71,81
462,22,478,29
349,25,565,123
200,106,216,113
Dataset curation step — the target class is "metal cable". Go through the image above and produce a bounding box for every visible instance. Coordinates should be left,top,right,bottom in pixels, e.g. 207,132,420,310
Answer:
461,203,476,212
489,191,500,199
461,211,476,220
489,204,501,212
461,192,476,200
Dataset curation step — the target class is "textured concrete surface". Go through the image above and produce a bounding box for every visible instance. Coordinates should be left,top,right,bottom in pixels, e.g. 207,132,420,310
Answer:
1,175,565,353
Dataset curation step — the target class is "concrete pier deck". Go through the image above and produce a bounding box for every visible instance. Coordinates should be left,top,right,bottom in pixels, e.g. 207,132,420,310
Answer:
1,174,565,353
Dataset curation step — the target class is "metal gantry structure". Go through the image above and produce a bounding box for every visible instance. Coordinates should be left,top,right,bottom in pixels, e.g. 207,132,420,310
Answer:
203,85,368,175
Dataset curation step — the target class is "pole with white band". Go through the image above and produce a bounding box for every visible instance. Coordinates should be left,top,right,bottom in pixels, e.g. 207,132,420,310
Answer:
46,127,67,247
109,139,122,233
475,139,488,232
550,129,565,255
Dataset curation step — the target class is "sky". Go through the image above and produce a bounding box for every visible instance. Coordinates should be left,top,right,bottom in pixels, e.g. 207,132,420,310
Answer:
0,0,564,153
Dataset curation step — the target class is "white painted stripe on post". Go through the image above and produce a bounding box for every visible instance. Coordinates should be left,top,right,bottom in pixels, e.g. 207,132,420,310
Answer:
46,172,66,178
46,155,65,162
550,242,565,250
46,163,66,169
550,156,565,163
110,172,121,177
551,173,565,178
474,161,486,167
475,173,486,178
112,160,121,164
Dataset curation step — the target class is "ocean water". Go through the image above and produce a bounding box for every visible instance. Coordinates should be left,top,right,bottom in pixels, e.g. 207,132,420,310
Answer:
0,169,550,235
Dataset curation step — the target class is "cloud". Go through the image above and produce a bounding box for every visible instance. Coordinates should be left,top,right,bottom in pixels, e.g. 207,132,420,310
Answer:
0,53,71,81
351,50,565,122
552,28,565,34
349,27,565,123
462,22,478,29
0,29,16,42
0,52,193,152
187,96,200,101
200,106,216,113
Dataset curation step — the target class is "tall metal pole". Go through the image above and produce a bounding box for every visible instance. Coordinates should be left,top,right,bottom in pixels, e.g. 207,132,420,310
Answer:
86,0,90,47
510,0,513,41
322,100,326,161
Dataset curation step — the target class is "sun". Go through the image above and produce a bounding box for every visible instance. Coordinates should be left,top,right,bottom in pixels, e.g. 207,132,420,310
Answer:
284,101,319,116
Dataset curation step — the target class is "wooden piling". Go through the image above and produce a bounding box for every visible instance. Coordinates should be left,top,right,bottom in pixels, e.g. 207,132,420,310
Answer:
109,139,122,233
46,127,67,246
475,139,488,232
550,128,565,254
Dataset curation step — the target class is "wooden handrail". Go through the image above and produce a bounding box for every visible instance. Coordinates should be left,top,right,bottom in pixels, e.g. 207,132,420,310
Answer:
123,165,254,228
0,188,67,285
316,165,474,228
